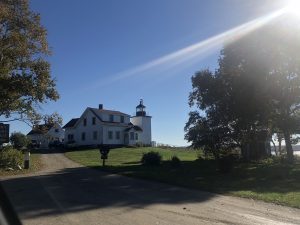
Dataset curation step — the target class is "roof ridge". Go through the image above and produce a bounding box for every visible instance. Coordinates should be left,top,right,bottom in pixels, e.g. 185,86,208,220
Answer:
90,107,130,116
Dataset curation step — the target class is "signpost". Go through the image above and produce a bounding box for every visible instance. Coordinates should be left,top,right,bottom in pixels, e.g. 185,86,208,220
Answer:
0,123,9,146
99,145,110,167
24,150,30,169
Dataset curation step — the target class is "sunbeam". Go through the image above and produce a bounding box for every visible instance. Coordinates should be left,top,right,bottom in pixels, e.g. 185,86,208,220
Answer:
286,0,300,17
89,7,287,89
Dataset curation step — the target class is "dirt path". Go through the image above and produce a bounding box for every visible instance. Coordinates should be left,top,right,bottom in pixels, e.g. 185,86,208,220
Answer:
1,150,300,225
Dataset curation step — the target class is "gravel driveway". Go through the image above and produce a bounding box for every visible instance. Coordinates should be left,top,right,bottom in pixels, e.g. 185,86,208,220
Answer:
1,150,300,225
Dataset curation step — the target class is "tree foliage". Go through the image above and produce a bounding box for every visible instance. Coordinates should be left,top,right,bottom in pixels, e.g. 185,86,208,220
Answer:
0,0,59,124
10,132,30,149
43,112,63,126
185,18,300,162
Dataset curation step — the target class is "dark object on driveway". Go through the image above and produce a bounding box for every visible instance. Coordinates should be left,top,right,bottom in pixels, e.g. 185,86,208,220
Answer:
48,140,64,149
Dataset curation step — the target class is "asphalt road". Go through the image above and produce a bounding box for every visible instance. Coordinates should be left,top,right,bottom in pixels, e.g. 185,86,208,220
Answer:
1,150,300,225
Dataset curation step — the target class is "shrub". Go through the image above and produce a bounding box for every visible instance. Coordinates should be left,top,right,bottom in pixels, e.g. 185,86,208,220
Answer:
135,142,144,147
196,150,205,160
196,148,212,160
0,146,23,169
65,141,78,150
170,156,181,168
10,132,30,150
218,155,235,174
141,151,162,166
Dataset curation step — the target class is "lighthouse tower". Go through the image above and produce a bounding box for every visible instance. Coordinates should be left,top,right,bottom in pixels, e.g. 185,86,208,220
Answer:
131,99,152,146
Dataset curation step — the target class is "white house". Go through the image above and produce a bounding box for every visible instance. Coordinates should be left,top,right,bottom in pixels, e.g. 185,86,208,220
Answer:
63,100,152,147
27,123,65,148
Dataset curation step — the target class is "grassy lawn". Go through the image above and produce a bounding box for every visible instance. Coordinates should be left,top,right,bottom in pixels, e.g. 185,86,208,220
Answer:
0,151,43,177
65,147,300,208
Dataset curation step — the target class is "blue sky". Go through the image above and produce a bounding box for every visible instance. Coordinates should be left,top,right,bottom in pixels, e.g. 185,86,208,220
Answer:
8,0,287,146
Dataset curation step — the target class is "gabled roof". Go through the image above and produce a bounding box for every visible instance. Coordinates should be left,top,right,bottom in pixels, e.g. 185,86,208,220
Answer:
63,118,80,129
124,125,143,132
90,108,130,116
89,108,130,125
27,124,53,135
66,107,131,129
89,108,104,122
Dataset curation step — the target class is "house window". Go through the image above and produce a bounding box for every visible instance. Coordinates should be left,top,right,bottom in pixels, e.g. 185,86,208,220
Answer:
135,133,138,140
83,118,87,126
120,116,124,123
109,114,114,122
67,134,74,141
116,131,120,140
55,129,59,133
92,117,96,125
81,132,85,141
130,132,134,140
108,131,113,140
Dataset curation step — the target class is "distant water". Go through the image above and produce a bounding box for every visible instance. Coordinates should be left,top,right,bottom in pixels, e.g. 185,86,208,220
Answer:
271,150,300,156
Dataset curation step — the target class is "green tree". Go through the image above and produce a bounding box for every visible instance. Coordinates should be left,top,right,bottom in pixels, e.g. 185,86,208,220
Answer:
265,23,300,162
184,69,238,160
186,19,300,162
10,132,30,150
223,20,300,162
0,0,59,125
43,112,63,126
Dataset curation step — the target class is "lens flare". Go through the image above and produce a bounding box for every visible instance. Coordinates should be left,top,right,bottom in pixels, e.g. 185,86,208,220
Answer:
85,8,286,90
286,0,300,16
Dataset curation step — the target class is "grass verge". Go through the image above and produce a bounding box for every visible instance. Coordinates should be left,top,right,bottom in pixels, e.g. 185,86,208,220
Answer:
65,147,300,208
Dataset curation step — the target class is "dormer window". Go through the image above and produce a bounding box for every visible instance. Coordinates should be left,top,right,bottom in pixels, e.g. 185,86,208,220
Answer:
109,114,114,122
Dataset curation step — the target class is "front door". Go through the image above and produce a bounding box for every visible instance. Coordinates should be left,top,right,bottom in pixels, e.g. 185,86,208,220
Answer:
124,133,129,145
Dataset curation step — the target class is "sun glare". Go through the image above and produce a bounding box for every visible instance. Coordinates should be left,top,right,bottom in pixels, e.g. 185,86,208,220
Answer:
286,0,300,16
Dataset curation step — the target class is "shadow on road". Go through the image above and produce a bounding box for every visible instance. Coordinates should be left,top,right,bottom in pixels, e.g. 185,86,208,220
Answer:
1,165,215,220
3,149,300,221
